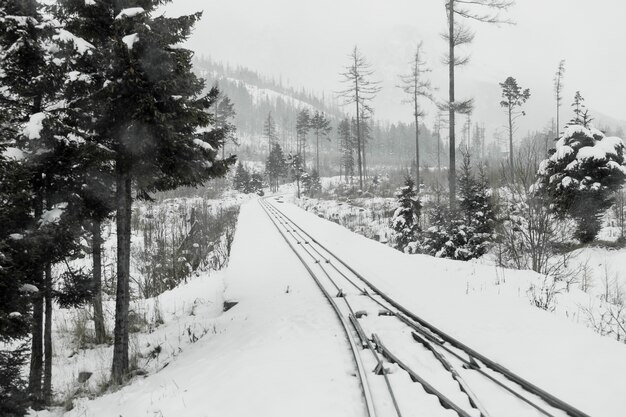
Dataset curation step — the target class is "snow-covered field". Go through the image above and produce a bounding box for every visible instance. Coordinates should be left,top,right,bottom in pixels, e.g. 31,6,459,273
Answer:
31,196,626,416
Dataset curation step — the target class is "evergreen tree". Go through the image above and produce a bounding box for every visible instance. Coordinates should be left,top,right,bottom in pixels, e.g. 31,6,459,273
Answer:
302,169,322,197
337,118,354,181
419,155,495,260
442,0,514,209
215,95,238,159
288,153,305,198
310,111,331,173
554,60,566,134
51,1,235,384
535,101,626,243
263,111,278,155
266,143,287,192
337,46,381,190
249,172,264,195
391,176,421,252
499,76,530,180
233,162,250,192
398,42,432,192
296,109,310,167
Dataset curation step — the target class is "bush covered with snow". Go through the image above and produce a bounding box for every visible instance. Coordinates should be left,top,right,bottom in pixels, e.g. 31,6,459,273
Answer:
535,124,626,243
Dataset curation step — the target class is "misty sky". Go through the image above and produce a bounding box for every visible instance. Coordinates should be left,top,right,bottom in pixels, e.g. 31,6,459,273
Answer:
164,0,626,132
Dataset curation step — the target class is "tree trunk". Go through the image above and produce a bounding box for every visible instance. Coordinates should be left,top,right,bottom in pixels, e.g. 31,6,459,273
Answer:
29,194,44,409
316,133,320,173
112,161,132,384
354,61,363,190
414,101,420,193
43,262,52,404
448,0,456,209
509,106,514,181
93,220,106,344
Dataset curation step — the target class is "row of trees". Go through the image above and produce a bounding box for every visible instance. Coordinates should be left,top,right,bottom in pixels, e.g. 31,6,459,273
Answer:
0,0,234,412
390,100,626,263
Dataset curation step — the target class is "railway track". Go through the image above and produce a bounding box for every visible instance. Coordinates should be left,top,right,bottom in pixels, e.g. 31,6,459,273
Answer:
259,197,591,417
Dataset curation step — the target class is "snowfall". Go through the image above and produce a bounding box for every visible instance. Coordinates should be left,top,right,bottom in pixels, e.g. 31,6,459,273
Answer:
30,195,626,417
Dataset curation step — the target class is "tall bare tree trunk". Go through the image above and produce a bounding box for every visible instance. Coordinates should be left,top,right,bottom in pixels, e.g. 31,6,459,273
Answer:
508,106,514,181
316,133,320,172
43,262,52,404
112,161,132,384
448,0,456,208
29,193,44,408
355,94,363,190
93,220,106,344
414,99,420,193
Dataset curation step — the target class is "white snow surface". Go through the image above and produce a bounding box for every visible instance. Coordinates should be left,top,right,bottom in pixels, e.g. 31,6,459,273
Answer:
30,197,626,417
39,202,68,226
32,199,364,417
122,33,139,50
115,7,145,19
193,138,215,152
275,198,626,417
22,112,46,139
2,146,26,160
54,29,94,55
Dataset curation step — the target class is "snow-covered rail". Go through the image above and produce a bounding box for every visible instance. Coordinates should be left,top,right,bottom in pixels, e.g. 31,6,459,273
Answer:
260,197,592,417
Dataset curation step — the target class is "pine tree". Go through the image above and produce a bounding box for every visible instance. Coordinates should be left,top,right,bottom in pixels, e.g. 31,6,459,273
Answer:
263,111,278,155
266,143,287,192
337,46,381,190
51,1,235,384
398,42,432,192
0,0,88,405
419,155,495,260
288,153,305,198
443,0,514,209
249,172,264,195
499,76,530,180
296,109,310,167
233,162,250,192
215,95,237,159
303,169,322,197
337,118,354,181
391,176,421,252
535,100,626,243
310,111,331,173
554,60,566,134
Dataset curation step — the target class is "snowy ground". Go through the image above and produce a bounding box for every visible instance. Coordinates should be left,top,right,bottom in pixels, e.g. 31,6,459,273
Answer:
32,195,626,416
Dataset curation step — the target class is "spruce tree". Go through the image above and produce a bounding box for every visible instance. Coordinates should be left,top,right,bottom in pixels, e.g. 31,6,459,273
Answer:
391,176,421,252
535,99,626,243
50,0,235,384
233,162,250,192
266,143,287,192
309,111,331,173
337,118,354,181
296,109,310,167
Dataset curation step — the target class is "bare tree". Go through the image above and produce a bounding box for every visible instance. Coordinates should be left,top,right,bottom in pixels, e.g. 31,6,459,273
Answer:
553,59,566,135
499,76,530,180
337,46,381,190
398,42,433,193
442,0,515,208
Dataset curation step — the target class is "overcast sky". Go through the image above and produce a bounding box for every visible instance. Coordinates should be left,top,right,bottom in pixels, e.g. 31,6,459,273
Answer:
164,0,626,131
